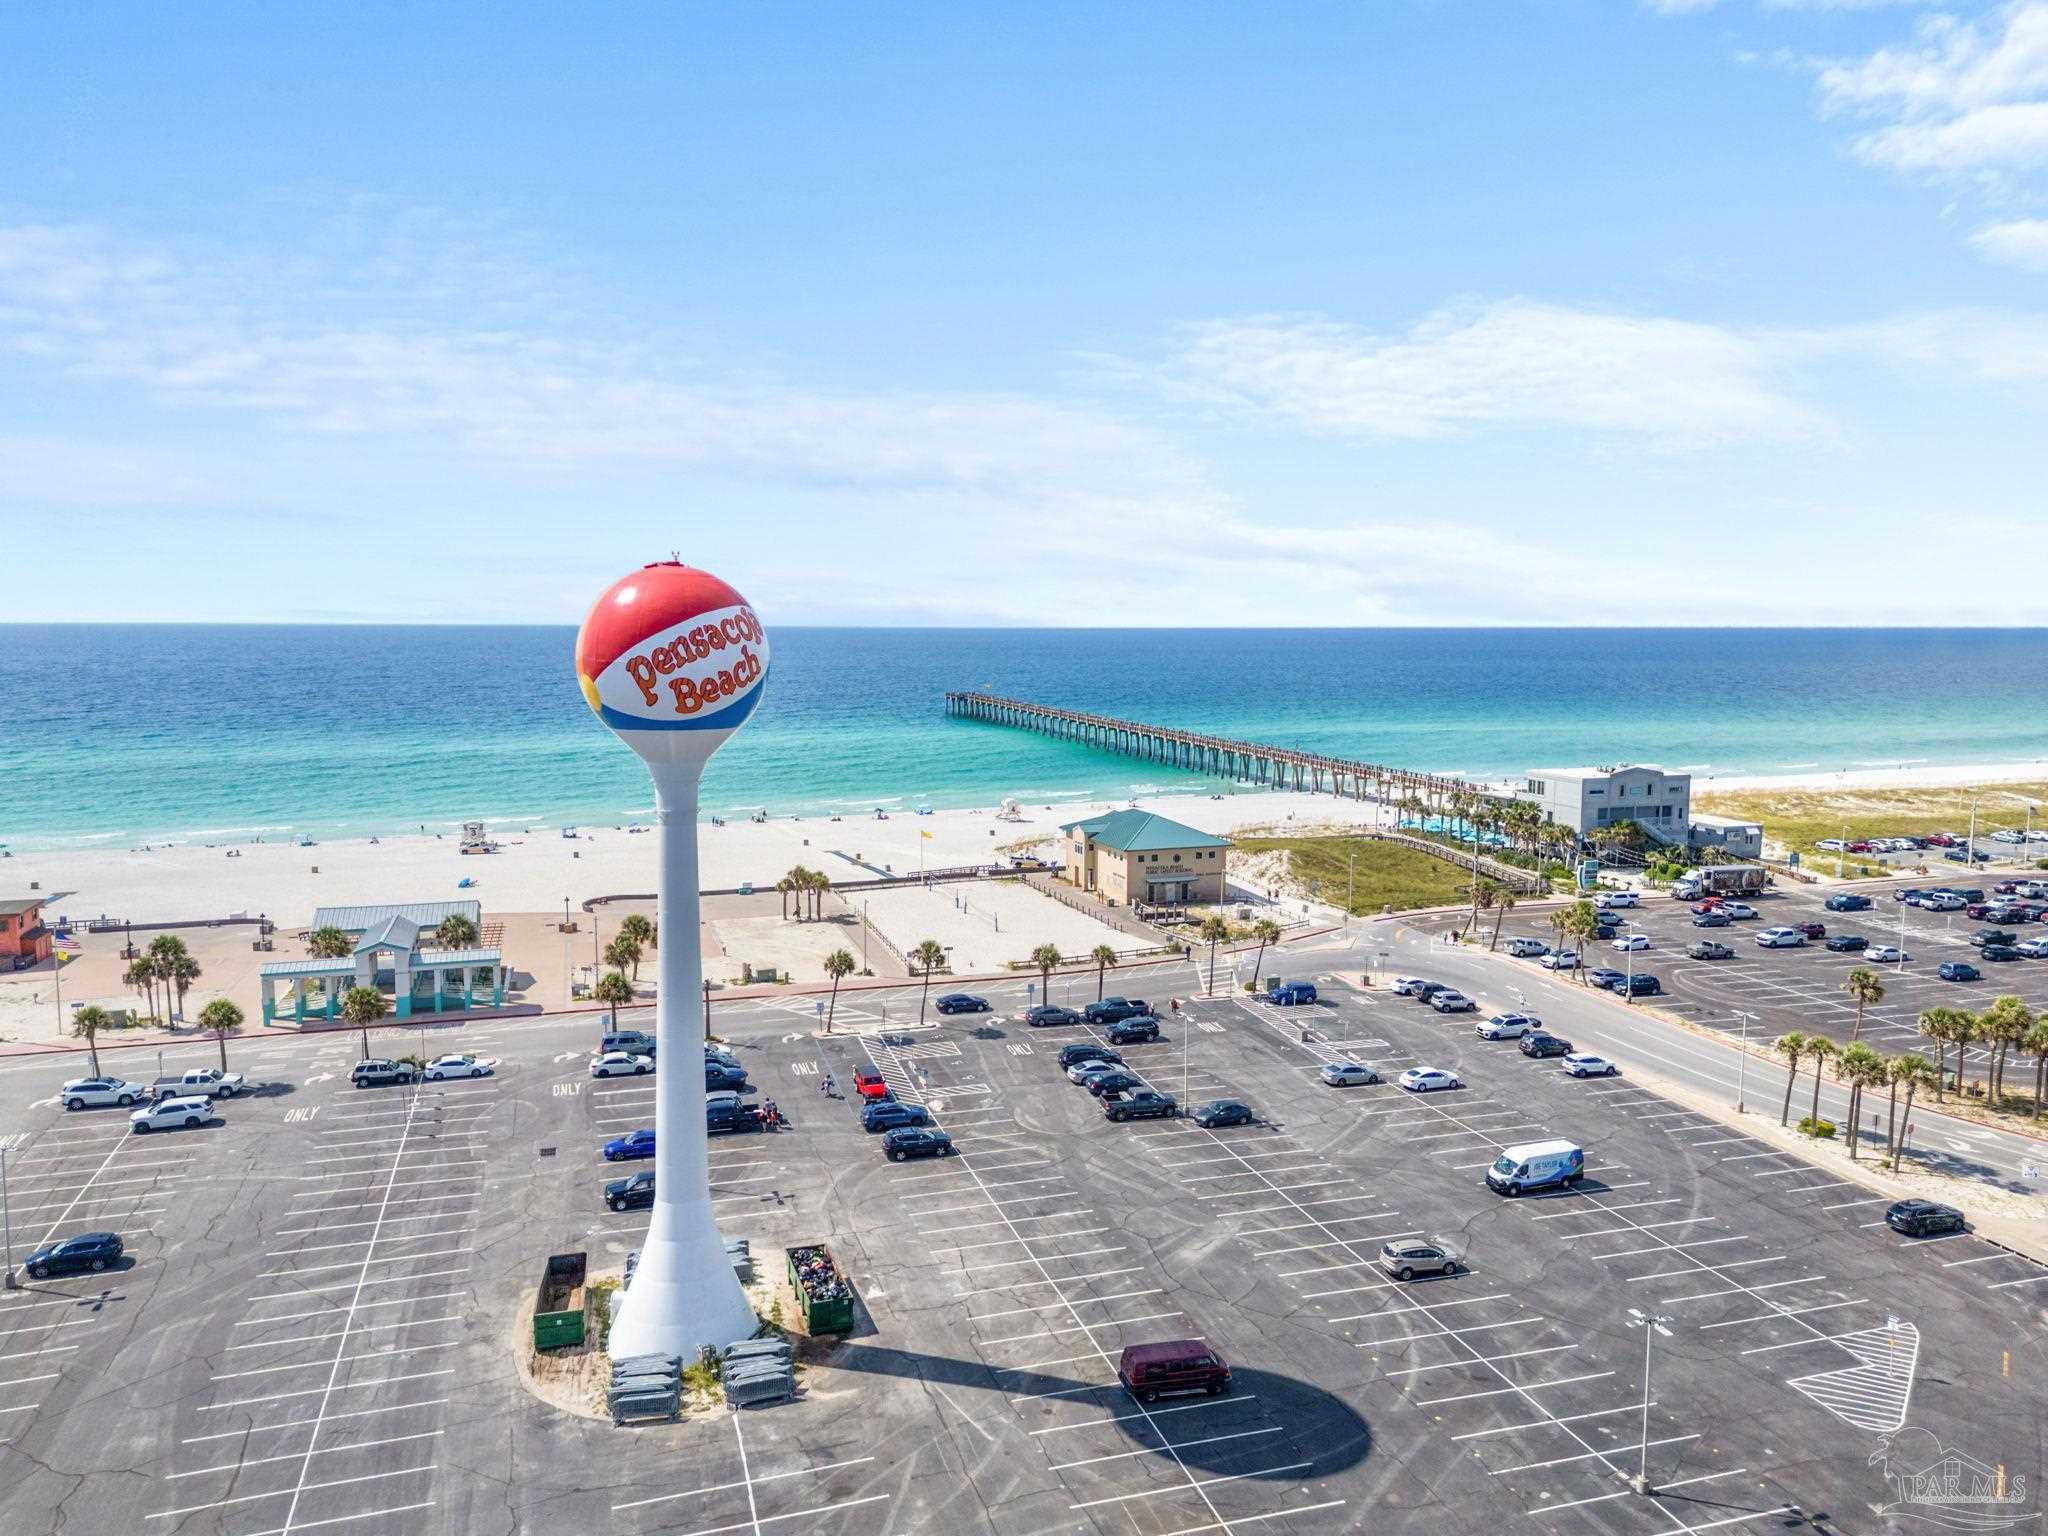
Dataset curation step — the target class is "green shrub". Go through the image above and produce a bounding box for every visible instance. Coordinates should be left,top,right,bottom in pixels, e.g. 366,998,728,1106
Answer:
1797,1116,1837,1139
588,1277,619,1338
681,1344,724,1401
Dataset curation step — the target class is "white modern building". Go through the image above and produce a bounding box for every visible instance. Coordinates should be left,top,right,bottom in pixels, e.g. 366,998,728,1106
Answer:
1516,765,1692,842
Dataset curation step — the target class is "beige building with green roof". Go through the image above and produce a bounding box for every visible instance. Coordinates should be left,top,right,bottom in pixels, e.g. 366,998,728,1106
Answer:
1060,810,1231,908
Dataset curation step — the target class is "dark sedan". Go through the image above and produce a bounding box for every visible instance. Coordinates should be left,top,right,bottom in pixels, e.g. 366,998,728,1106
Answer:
1982,943,2023,962
23,1231,122,1279
1085,1070,1146,1098
935,994,991,1015
1189,1099,1254,1128
1886,1199,1965,1237
605,1171,655,1212
862,1100,934,1132
1825,934,1868,952
1519,1033,1573,1058
1025,1005,1084,1027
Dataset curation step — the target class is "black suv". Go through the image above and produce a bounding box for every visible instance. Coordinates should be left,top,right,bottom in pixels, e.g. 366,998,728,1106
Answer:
23,1231,122,1279
1620,973,1661,996
1824,934,1868,952
1105,1089,1177,1122
1824,893,1872,912
1084,997,1149,1024
1026,1005,1083,1028
883,1127,954,1162
351,1059,415,1088
605,1171,656,1212
1520,1033,1573,1058
1086,1070,1145,1098
1059,1043,1122,1070
1105,1015,1161,1045
704,1062,749,1091
1886,1198,1964,1237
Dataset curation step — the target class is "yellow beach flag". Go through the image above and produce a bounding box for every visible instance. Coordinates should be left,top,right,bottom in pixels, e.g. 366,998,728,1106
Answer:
919,830,933,839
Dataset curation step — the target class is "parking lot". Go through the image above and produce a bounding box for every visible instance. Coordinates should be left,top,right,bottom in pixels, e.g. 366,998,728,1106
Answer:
0,955,2039,1536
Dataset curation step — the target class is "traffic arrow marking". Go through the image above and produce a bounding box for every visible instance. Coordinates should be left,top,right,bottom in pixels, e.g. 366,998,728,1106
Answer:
304,1072,335,1086
554,1050,581,1064
29,1096,59,1110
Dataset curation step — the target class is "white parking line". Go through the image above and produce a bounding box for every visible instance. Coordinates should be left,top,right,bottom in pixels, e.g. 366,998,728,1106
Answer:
1414,1371,1613,1407
1495,1432,1697,1474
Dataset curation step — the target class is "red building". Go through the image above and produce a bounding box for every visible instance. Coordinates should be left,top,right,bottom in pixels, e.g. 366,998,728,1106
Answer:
1,898,53,970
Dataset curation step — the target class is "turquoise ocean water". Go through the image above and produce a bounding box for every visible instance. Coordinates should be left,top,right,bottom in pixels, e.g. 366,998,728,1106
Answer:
2,626,2045,851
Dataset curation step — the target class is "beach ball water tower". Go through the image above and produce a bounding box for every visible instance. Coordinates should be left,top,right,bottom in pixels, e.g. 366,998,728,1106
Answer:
576,560,769,1358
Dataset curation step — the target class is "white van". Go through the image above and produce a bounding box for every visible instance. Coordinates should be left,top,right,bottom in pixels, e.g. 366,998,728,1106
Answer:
1485,1139,1584,1196
1594,890,1639,909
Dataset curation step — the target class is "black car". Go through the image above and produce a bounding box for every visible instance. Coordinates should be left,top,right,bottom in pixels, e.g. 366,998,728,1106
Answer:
1026,1005,1084,1028
1687,940,1734,960
935,993,990,1015
1106,1015,1161,1045
1587,968,1626,991
1886,1199,1965,1237
862,1100,934,1133
1621,973,1661,996
1982,943,2023,961
1084,997,1150,1024
704,1063,749,1091
1086,1070,1145,1098
1968,929,2017,949
22,1231,122,1279
1413,982,1452,1002
351,1059,416,1087
605,1171,656,1212
1059,1043,1122,1070
1105,1089,1178,1122
1520,1033,1572,1058
883,1127,955,1162
1189,1099,1253,1128
1825,934,1868,952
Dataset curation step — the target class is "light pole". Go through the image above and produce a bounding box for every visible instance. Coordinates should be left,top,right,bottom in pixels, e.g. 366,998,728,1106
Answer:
1624,921,1641,1004
861,899,870,969
1732,1009,1757,1113
1,1147,14,1289
1838,822,1847,881
562,897,572,1007
1625,1308,1673,1494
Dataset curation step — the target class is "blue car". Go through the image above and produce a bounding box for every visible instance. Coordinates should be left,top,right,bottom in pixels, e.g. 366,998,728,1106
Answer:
604,1127,656,1161
1268,982,1317,1006
1824,894,1873,912
1939,961,1981,981
862,1100,934,1133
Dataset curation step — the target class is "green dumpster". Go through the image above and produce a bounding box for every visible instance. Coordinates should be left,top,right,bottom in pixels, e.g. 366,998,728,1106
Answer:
787,1242,854,1335
533,1251,588,1350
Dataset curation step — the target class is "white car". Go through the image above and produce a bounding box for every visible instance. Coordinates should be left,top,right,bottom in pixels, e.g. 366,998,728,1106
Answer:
424,1054,495,1081
1476,1013,1538,1040
130,1094,212,1133
1318,1061,1380,1087
1390,976,1429,996
1718,902,1759,920
590,1051,654,1078
1756,927,1807,948
1427,990,1476,1013
1539,950,1581,971
1817,838,1848,852
1610,933,1649,952
1398,1067,1460,1093
1595,890,1639,909
1991,829,2026,844
60,1077,150,1111
2015,937,2048,959
1867,944,1909,963
1562,1052,1619,1078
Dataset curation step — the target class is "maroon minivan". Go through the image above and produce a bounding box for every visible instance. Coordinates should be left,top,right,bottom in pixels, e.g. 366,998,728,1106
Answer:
1118,1340,1232,1404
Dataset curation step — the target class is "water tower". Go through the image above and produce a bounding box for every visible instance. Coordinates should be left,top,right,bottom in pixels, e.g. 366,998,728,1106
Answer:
576,560,768,1358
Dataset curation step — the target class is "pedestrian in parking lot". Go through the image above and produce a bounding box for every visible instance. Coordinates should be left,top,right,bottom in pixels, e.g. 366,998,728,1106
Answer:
820,1073,836,1098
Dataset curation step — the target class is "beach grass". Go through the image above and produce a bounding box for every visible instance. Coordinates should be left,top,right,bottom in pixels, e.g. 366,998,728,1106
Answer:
1697,781,2048,866
1233,833,1474,913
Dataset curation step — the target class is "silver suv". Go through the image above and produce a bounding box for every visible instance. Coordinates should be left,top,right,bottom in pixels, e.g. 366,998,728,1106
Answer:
1378,1238,1461,1281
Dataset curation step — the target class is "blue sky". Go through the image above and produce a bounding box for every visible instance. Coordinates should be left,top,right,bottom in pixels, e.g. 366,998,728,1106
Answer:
5,1,2047,625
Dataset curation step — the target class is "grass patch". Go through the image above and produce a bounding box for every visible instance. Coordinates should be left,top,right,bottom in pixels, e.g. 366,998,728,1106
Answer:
1697,781,2048,867
1234,834,1477,913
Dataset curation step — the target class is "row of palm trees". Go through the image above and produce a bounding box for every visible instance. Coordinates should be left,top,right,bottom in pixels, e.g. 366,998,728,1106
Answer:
778,867,834,921
1393,788,1576,868
1774,1031,1933,1167
122,933,203,1023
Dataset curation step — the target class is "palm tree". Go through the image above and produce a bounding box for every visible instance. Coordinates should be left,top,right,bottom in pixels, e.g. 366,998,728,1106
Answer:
2021,1015,2048,1120
73,1003,111,1076
1247,919,1282,986
435,914,479,950
1837,1042,1886,1160
808,871,832,921
341,985,387,1060
1030,944,1062,1003
783,866,815,921
1197,915,1230,996
593,969,633,1029
1889,1055,1935,1171
618,912,655,956
605,933,643,981
776,876,796,921
1078,945,1113,1002
1774,1031,1809,1126
307,925,352,959
1563,900,1600,984
1981,995,2035,1103
149,935,193,1022
196,997,245,1074
124,956,159,1021
1803,1036,1838,1136
911,940,946,1023
822,949,856,1032
1917,1007,1954,1102
1488,889,1517,951
1949,1009,1983,1097
1842,968,1885,1043
170,954,202,1020
1469,876,1499,941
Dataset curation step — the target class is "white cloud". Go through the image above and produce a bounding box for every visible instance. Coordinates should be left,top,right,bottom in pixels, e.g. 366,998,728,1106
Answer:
1160,303,1827,447
1971,214,2048,265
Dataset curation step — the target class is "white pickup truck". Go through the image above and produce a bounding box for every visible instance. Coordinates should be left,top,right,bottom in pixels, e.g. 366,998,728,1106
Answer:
151,1067,247,1097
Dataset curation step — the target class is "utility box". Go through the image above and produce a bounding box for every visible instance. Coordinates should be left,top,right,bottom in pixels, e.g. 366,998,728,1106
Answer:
533,1251,588,1351
787,1242,855,1335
